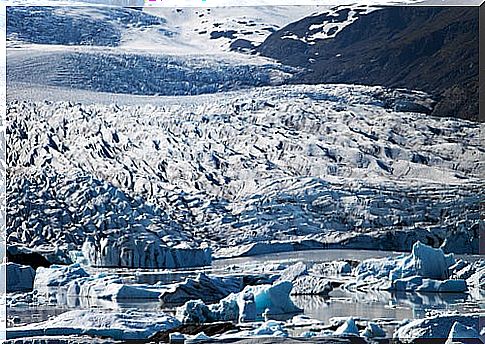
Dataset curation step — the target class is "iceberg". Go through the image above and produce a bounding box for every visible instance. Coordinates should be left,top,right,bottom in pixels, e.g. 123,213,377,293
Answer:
34,264,89,295
393,313,481,342
176,281,302,324
311,261,353,276
159,273,243,305
392,276,467,293
3,263,36,292
7,310,181,340
186,332,213,343
334,318,359,336
63,275,163,301
33,264,166,303
390,241,456,280
356,242,456,282
278,262,333,295
353,242,466,293
213,321,290,340
445,321,481,344
361,322,386,338
220,320,289,339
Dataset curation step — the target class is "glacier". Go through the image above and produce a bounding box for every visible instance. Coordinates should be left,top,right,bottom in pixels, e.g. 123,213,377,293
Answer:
4,4,484,343
82,238,212,269
6,84,483,269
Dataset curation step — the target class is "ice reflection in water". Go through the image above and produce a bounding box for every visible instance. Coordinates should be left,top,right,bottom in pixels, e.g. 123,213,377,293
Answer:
8,249,483,328
293,289,470,325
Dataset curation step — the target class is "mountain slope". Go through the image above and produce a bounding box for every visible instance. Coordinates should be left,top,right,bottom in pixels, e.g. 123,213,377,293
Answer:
257,6,479,121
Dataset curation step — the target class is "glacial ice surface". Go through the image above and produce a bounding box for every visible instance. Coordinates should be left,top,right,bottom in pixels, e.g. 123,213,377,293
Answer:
8,85,482,267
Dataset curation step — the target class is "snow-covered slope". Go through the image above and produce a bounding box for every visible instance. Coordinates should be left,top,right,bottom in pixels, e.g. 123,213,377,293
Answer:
7,85,483,263
142,6,324,54
6,5,322,55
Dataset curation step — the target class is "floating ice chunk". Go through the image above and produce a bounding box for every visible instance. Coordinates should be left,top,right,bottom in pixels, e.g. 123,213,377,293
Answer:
356,242,456,283
392,276,467,293
316,329,338,337
445,321,481,344
2,263,36,292
219,320,288,339
159,273,243,305
355,256,403,280
176,281,301,324
361,322,386,338
34,264,166,302
291,275,333,295
394,314,481,342
7,310,181,340
248,281,302,317
334,318,359,336
239,291,256,323
34,264,89,294
354,242,462,292
251,320,288,337
186,332,213,343
289,315,323,327
278,262,333,295
278,262,307,281
176,299,215,324
391,241,456,280
311,261,352,276
300,331,316,338
64,275,163,300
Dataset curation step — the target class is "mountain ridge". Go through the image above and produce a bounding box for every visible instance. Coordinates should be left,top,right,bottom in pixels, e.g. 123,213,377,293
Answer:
257,6,479,121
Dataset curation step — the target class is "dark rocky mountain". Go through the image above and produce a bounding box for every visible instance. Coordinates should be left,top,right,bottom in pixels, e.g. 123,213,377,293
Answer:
257,6,479,121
